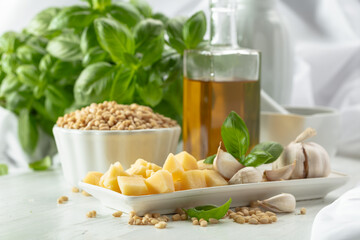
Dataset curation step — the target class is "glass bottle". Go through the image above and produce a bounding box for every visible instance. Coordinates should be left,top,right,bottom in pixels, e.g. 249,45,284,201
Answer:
183,0,261,160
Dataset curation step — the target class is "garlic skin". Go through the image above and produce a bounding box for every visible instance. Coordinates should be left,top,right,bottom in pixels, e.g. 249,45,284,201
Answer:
213,147,244,179
256,193,296,213
229,167,263,184
264,161,296,181
272,128,330,179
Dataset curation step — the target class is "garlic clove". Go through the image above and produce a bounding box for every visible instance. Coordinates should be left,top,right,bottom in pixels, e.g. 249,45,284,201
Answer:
304,142,331,178
213,147,244,179
274,142,306,179
229,167,263,184
264,161,296,181
257,193,296,213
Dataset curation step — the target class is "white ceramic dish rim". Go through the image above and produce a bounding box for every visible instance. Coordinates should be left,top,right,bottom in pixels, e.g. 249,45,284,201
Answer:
53,125,181,135
79,171,348,200
261,105,340,117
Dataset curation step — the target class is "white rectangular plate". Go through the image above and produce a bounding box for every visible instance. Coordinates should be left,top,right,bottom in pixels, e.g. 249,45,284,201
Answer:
79,171,348,216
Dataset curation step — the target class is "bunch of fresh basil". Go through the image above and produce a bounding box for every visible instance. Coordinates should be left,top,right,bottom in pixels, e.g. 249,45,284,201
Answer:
205,111,283,167
0,0,207,166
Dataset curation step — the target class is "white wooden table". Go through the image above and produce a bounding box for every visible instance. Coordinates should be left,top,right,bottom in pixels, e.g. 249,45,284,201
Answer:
1,155,359,240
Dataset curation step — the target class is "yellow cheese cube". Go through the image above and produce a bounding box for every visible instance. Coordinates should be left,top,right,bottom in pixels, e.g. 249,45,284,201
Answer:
145,170,175,194
145,169,155,178
83,171,103,186
126,159,162,177
197,160,214,170
180,170,206,190
163,153,184,181
204,170,228,187
174,180,182,191
99,162,129,193
117,176,149,196
175,151,198,171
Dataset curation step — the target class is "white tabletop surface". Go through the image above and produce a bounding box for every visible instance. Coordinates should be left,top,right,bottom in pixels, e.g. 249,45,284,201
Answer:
1,155,359,240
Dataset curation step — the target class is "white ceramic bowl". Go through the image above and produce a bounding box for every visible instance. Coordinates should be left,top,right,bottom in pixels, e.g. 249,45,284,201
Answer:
53,126,181,186
260,106,341,157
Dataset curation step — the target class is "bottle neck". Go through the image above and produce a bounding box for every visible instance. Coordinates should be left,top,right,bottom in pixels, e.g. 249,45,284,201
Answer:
210,0,238,48
237,0,277,10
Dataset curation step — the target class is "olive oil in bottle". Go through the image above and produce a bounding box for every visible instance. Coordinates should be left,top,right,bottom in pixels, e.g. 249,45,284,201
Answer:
183,0,261,160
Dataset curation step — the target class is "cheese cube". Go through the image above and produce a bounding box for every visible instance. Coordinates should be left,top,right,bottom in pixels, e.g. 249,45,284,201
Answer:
204,170,228,187
174,180,182,191
180,170,206,190
117,176,149,196
126,159,162,177
99,162,129,193
163,153,184,180
83,171,103,186
175,151,198,171
145,170,175,194
197,160,214,170
145,169,155,178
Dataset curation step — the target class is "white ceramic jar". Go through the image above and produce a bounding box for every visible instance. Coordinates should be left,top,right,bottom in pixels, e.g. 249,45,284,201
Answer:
236,0,293,105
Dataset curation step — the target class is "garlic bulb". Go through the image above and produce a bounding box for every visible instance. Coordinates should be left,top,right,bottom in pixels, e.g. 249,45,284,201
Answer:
229,167,263,184
256,193,296,213
264,161,296,181
213,146,244,179
272,128,331,179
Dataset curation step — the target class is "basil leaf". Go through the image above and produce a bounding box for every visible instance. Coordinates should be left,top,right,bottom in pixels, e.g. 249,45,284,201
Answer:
29,156,51,171
39,54,56,73
130,0,152,18
251,141,283,164
6,91,30,113
48,6,97,30
74,62,115,106
166,16,186,54
45,84,73,109
183,11,206,49
46,32,82,61
136,71,162,107
184,198,232,221
18,108,39,155
27,7,60,36
134,19,164,66
1,53,20,74
243,150,273,167
109,2,143,28
221,111,250,160
0,32,21,53
82,46,109,66
50,60,82,79
152,13,169,25
0,74,21,97
16,44,45,64
92,0,111,11
204,154,216,164
0,164,8,176
111,66,135,104
16,65,40,87
94,17,135,64
80,26,98,54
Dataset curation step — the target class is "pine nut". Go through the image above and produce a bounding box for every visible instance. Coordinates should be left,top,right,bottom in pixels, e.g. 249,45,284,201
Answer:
72,187,80,193
172,214,181,221
300,207,307,215
155,221,167,229
112,211,123,217
86,210,96,218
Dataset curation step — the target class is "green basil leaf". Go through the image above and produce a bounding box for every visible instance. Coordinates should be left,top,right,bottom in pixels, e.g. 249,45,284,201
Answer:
45,84,73,108
46,32,83,61
92,0,111,11
33,73,48,99
152,13,169,25
243,150,273,167
39,54,56,73
109,2,143,28
251,141,283,164
185,198,232,221
16,65,40,87
134,19,164,66
29,156,51,171
48,6,97,30
94,17,135,64
111,65,135,103
6,91,31,113
204,154,216,164
74,62,115,106
27,7,60,36
82,46,109,66
1,53,20,74
0,74,21,97
0,32,21,53
166,16,186,54
0,164,8,176
130,0,152,18
183,11,206,49
136,71,162,107
80,25,98,54
16,44,45,64
221,111,250,160
18,108,39,155
50,60,82,79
